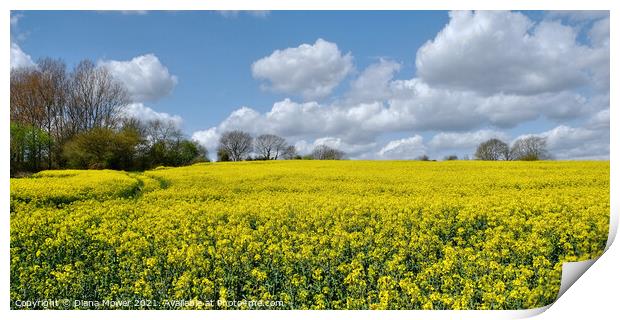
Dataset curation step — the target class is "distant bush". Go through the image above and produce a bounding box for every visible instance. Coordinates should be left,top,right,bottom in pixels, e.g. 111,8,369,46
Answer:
417,155,430,161
62,121,208,171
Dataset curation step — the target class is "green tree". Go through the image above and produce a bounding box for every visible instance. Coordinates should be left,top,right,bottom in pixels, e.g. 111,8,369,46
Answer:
10,122,51,174
217,146,231,162
171,140,208,166
62,127,142,170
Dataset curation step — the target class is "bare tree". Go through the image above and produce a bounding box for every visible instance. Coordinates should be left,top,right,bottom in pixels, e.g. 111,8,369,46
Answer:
10,68,45,170
144,119,182,145
36,58,69,168
11,58,130,171
10,62,68,169
11,56,220,173
10,67,45,128
218,130,253,161
281,145,298,160
510,136,550,160
67,60,128,135
255,134,287,160
311,144,345,160
475,138,511,160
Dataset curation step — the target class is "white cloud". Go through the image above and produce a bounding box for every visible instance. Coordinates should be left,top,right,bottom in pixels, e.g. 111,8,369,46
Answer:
10,13,35,69
315,137,376,155
219,106,264,135
429,129,509,150
585,109,609,130
531,125,609,159
192,80,602,157
380,79,486,131
10,43,35,69
475,91,592,127
293,137,376,157
388,79,593,130
190,100,381,159
216,99,388,144
121,103,183,128
194,91,609,159
589,17,610,47
251,39,353,100
415,11,607,95
99,54,178,102
193,11,608,161
291,140,313,156
586,18,610,91
378,135,427,160
191,127,220,152
513,123,609,159
347,59,401,103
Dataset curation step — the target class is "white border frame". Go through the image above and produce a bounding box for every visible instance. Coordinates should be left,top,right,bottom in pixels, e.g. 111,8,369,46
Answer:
2,1,616,319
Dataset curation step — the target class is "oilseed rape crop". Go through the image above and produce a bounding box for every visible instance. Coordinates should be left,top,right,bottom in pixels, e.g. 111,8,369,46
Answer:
10,161,609,310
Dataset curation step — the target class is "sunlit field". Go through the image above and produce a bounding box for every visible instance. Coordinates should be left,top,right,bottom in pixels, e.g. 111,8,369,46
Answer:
10,161,609,310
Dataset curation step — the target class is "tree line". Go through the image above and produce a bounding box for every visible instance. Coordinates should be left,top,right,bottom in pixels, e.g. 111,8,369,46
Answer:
10,58,206,176
216,130,346,162
12,57,545,176
10,57,347,176
474,136,550,161
413,136,550,162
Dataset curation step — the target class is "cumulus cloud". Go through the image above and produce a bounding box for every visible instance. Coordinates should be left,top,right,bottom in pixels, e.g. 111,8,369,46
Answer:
10,43,35,69
193,11,609,160
191,128,376,160
251,39,353,100
99,54,178,102
192,80,602,156
347,59,401,103
474,91,592,127
515,125,609,160
586,18,610,91
385,79,592,130
190,99,383,159
378,136,427,160
214,99,380,144
415,10,608,95
294,137,375,157
589,17,610,47
121,103,183,128
585,109,609,130
191,127,220,152
429,129,509,150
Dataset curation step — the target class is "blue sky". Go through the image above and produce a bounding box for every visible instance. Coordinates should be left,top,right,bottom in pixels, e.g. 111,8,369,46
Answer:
10,10,610,160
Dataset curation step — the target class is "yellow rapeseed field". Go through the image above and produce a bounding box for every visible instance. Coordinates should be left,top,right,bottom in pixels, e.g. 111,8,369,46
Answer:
10,160,609,310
